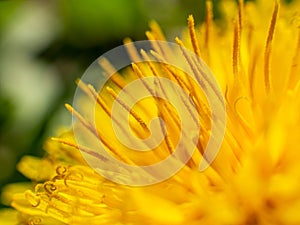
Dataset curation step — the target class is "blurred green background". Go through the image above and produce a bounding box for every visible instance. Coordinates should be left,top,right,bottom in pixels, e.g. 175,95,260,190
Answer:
1,0,294,209
0,0,221,208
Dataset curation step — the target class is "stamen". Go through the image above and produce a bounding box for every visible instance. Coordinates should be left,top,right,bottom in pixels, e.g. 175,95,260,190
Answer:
50,193,106,215
34,183,46,194
264,1,279,94
106,86,150,132
238,0,244,32
289,28,300,89
51,138,108,162
45,202,70,220
151,45,212,163
132,63,181,146
233,97,254,138
151,51,206,125
160,62,191,94
188,15,201,57
52,166,68,182
153,42,202,128
140,49,159,77
140,60,182,132
176,37,223,143
248,49,259,99
55,133,131,164
48,194,73,211
124,38,141,62
141,49,181,126
71,82,149,150
151,50,198,113
86,84,111,116
205,0,213,62
233,20,240,79
141,49,201,156
181,93,199,126
53,106,132,163
175,37,200,97
155,74,194,156
146,42,224,178
28,217,42,225
131,63,155,96
175,37,185,49
98,58,126,90
77,80,133,137
149,20,166,41
63,171,84,187
224,130,242,163
145,31,165,56
25,190,41,207
76,79,97,104
176,37,205,86
44,182,57,195
157,109,174,154
56,166,67,176
176,37,223,106
65,90,149,162
65,104,96,136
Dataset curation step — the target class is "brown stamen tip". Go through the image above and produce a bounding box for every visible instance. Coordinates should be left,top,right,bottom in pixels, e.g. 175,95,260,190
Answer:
264,0,279,94
238,0,244,31
233,20,240,79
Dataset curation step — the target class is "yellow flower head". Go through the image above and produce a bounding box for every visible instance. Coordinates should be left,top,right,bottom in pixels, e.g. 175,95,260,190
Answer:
1,0,300,224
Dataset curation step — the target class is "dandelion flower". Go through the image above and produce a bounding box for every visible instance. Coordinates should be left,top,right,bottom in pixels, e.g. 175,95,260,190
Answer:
2,0,300,224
